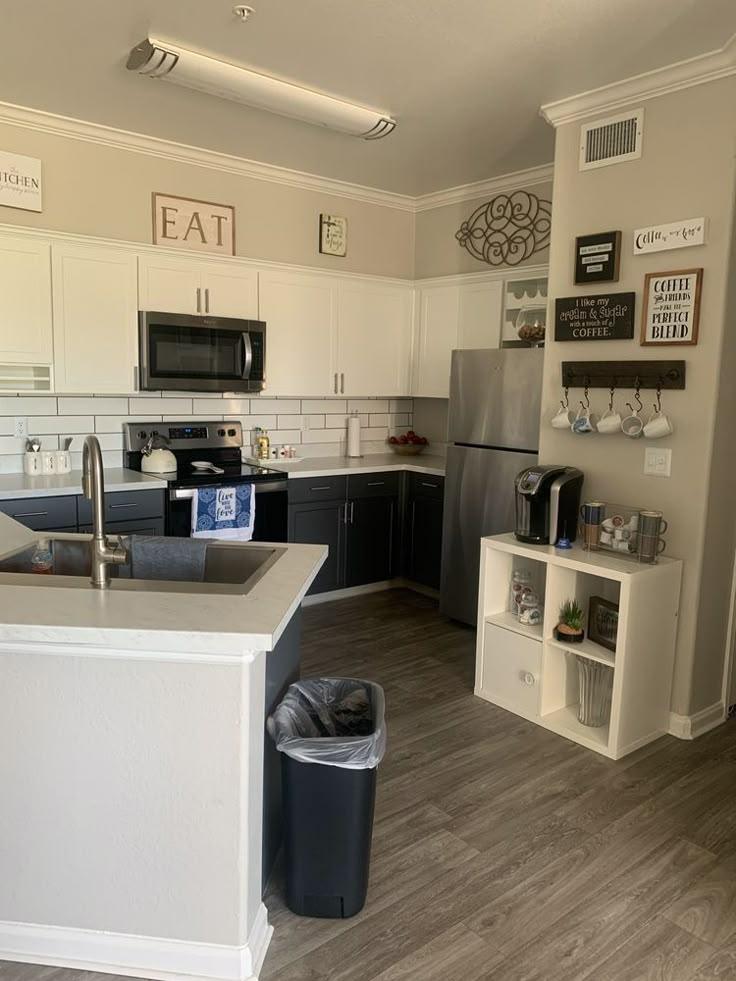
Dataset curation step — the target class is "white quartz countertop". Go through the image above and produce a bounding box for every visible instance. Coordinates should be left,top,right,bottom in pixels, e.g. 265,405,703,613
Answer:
256,453,447,479
0,469,168,500
0,514,326,658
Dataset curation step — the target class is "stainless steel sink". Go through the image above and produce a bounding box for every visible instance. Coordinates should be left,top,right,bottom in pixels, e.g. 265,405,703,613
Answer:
0,536,285,595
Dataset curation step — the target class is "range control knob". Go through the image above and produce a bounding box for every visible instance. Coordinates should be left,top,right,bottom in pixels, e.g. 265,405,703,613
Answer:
227,428,237,437
138,430,148,439
217,428,226,437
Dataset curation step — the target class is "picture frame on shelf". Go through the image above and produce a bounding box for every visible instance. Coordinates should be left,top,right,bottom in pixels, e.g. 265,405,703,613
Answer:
640,268,702,346
588,595,619,653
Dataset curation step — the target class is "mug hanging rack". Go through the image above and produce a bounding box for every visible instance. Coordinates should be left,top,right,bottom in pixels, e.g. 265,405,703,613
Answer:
560,360,686,391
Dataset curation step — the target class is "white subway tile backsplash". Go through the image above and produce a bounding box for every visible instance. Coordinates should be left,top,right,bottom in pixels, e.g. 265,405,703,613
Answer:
194,398,248,415
0,397,57,416
362,427,392,441
269,430,302,444
301,399,347,414
325,414,367,429
30,415,95,436
368,414,390,428
390,399,413,414
277,415,303,430
129,398,194,415
348,399,390,414
94,415,163,433
0,418,14,436
225,414,277,430
251,399,300,414
58,397,129,415
302,428,343,444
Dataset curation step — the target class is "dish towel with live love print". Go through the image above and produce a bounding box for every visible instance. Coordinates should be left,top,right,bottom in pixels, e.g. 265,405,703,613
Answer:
191,485,255,541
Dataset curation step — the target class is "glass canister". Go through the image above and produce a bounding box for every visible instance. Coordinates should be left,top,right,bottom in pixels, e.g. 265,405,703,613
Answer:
510,570,533,614
518,590,542,626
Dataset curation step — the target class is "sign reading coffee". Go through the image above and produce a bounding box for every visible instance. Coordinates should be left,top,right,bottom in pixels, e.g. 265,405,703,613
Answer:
152,193,235,255
0,150,42,212
574,230,621,284
640,268,702,346
554,292,635,342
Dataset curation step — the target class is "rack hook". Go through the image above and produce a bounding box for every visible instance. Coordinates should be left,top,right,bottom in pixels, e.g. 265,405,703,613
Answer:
654,379,662,414
560,385,569,410
608,377,617,412
634,376,642,414
580,378,590,411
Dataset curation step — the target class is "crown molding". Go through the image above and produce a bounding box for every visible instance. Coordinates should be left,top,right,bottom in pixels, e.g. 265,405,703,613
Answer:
413,163,554,212
541,33,736,127
0,101,417,212
0,100,553,214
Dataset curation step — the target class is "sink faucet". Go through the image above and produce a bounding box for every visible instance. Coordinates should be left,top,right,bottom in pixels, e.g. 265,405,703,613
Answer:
82,435,128,588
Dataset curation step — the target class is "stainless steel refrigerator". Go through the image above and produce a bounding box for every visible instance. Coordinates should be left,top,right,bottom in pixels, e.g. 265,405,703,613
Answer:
440,347,544,625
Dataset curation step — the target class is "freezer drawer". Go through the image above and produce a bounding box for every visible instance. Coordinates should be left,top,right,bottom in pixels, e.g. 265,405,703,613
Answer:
439,443,537,625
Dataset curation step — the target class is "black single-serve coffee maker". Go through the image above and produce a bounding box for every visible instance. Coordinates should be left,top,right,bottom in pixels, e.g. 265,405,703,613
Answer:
514,465,584,544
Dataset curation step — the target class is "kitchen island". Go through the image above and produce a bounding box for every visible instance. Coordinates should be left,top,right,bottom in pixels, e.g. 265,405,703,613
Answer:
0,514,326,981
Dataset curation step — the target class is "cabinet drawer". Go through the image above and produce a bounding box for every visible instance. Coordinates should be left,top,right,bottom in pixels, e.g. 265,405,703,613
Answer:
77,489,165,526
0,495,77,531
288,475,347,504
481,625,541,719
347,471,400,499
407,471,444,501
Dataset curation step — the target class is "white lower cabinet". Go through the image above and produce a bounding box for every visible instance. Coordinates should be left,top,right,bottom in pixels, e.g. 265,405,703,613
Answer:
337,281,412,396
412,280,503,398
258,270,337,396
481,624,541,719
52,244,138,393
0,237,53,366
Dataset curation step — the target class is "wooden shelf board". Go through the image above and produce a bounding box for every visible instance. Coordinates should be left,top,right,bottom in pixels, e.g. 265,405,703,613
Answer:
485,611,543,642
546,637,615,667
541,704,611,752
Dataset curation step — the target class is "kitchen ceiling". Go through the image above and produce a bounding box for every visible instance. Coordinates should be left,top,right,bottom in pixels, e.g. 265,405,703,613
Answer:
1,0,734,195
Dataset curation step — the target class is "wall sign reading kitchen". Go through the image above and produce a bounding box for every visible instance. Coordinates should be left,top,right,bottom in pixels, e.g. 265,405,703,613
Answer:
0,150,42,212
555,292,635,341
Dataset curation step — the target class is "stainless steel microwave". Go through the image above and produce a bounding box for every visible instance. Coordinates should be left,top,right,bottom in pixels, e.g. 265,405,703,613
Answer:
138,312,266,393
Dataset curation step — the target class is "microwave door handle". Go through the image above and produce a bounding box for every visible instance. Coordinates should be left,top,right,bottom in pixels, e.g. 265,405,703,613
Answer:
240,332,253,379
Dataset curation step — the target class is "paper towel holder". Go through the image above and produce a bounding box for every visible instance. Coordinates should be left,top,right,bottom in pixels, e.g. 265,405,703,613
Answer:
347,411,363,458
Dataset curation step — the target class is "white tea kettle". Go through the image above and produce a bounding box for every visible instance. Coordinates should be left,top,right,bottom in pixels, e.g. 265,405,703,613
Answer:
141,435,177,475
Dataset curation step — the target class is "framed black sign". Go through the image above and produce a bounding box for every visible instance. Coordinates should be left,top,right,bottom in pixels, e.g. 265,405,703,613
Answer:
555,292,636,341
574,231,622,284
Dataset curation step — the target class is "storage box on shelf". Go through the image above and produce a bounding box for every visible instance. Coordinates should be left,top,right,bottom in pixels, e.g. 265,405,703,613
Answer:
476,533,682,759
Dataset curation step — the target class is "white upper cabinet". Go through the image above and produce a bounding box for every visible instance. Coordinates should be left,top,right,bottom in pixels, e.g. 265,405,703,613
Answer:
52,244,138,394
412,279,503,398
0,237,53,365
259,270,337,397
138,255,258,319
337,281,412,397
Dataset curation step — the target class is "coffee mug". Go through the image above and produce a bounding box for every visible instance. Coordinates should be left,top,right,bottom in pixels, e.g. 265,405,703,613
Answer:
551,406,574,430
580,502,605,524
639,510,668,537
571,405,596,434
621,411,643,438
643,410,674,439
596,408,623,435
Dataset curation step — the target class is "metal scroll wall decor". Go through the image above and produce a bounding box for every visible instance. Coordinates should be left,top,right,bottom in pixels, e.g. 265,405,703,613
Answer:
455,191,552,266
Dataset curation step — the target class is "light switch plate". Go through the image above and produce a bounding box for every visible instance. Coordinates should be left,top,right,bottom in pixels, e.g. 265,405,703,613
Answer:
644,446,672,477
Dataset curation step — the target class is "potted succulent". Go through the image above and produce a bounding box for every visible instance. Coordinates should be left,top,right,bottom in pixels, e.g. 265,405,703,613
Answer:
554,598,585,643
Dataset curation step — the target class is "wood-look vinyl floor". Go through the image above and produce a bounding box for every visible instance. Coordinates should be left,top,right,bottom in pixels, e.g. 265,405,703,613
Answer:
2,588,736,981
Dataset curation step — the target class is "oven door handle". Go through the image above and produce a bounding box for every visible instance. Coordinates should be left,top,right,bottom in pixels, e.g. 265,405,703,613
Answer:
240,332,253,380
170,481,286,501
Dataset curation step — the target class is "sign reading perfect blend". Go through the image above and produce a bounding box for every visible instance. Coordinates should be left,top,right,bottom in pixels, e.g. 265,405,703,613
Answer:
554,292,636,341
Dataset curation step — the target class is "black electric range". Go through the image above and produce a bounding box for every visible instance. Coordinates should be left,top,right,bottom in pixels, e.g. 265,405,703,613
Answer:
123,421,288,540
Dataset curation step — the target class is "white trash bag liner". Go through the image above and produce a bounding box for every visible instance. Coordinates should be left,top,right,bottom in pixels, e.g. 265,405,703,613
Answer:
267,678,386,770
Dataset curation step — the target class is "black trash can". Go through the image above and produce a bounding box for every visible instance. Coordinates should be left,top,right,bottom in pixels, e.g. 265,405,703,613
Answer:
268,678,386,919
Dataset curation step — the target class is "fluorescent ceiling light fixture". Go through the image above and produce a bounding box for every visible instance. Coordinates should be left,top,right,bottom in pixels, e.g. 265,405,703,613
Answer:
126,38,396,140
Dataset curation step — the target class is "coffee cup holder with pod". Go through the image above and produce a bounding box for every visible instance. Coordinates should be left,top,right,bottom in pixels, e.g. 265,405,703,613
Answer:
580,501,668,564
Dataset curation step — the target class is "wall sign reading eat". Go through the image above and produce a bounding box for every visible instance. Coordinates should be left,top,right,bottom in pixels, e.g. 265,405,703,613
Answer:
554,292,635,341
152,193,235,255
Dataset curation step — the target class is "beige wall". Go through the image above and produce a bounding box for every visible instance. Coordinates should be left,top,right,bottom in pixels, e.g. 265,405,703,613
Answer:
539,77,736,717
413,397,449,448
414,181,553,279
0,122,415,280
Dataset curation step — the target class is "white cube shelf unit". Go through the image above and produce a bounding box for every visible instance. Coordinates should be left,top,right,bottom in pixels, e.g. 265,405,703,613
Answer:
476,534,682,759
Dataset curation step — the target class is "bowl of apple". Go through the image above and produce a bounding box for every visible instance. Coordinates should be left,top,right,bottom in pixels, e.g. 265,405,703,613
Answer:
387,431,429,455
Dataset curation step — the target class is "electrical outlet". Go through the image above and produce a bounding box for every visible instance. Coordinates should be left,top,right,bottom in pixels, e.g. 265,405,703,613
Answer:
644,446,672,477
13,417,28,439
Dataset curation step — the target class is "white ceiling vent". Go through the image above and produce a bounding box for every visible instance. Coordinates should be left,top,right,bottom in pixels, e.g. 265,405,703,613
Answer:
579,109,644,171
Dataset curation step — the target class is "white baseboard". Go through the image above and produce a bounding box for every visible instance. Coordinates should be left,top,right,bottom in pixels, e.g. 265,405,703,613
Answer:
301,578,439,607
669,701,726,739
0,903,273,981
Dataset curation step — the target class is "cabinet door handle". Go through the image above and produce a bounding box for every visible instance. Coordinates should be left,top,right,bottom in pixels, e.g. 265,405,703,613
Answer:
367,481,385,487
205,287,210,313
343,501,349,525
133,366,139,392
340,372,345,394
109,502,139,510
350,501,354,524
14,510,48,518
333,373,338,394
196,287,202,313
421,482,438,489
310,485,332,491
